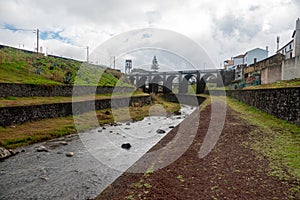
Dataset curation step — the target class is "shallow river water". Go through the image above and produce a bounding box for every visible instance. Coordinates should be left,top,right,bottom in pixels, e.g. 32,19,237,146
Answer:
0,105,195,200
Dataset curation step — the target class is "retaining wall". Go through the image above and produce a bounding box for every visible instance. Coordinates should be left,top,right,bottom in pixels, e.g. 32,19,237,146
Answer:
0,83,135,97
0,95,151,127
226,88,300,125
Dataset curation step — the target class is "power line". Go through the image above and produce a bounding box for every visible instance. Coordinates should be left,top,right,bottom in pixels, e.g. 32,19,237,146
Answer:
0,27,39,54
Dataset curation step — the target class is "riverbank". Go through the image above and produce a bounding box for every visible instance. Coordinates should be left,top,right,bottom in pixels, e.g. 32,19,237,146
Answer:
0,95,180,149
96,96,300,199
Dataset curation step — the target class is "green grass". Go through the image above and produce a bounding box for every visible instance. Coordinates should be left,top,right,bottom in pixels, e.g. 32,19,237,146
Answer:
243,78,300,90
227,97,300,181
0,46,132,87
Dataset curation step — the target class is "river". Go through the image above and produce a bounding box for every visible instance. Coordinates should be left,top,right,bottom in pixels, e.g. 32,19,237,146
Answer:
0,105,195,200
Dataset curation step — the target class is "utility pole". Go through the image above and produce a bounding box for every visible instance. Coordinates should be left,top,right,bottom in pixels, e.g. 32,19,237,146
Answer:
86,46,89,63
277,36,280,52
113,56,115,69
36,28,39,54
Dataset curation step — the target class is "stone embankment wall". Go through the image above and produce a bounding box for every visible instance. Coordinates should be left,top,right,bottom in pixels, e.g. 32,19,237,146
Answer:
0,95,151,127
226,88,300,126
0,83,135,97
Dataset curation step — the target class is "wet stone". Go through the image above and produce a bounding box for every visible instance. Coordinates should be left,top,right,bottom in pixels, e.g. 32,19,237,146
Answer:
0,147,11,160
156,129,166,134
121,143,131,150
174,110,182,115
66,152,74,157
8,149,19,156
40,176,49,181
60,141,68,145
36,146,48,152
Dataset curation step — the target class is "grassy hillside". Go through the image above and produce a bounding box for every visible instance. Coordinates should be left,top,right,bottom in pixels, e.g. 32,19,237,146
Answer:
0,46,131,87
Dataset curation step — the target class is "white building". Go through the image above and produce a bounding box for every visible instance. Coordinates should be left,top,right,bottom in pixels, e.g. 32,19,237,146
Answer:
224,47,269,81
244,47,269,66
278,18,300,80
232,54,245,80
277,40,293,59
277,18,300,59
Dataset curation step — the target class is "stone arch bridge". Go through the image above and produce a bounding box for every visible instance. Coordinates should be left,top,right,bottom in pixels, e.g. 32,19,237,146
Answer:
127,69,226,94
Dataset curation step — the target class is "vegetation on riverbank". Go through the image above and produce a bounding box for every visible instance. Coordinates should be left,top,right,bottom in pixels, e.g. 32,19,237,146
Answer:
0,94,180,149
243,78,300,90
0,90,146,107
0,46,131,86
227,97,300,186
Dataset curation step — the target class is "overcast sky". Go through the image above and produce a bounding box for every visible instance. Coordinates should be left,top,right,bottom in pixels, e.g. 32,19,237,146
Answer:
0,0,299,71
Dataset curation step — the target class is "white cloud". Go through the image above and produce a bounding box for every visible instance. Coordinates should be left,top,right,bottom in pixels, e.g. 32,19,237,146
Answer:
0,0,299,71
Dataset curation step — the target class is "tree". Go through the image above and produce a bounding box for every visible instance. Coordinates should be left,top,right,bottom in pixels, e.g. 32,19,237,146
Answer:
151,56,159,71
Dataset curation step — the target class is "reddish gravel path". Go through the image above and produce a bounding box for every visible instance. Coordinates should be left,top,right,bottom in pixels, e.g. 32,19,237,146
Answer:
96,102,298,200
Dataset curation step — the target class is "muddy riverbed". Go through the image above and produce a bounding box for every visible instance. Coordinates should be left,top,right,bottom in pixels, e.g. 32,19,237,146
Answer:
0,105,195,200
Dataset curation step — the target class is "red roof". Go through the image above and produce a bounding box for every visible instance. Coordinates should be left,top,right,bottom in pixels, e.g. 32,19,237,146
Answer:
233,54,245,58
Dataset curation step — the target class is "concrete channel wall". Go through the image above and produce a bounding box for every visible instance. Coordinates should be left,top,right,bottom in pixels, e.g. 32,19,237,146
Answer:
0,83,135,97
0,95,151,127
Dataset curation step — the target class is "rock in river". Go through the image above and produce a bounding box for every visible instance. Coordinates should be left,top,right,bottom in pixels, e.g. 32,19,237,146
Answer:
0,147,11,160
156,129,166,134
60,141,68,145
8,149,19,156
36,146,48,152
121,143,131,150
174,110,182,115
66,152,74,157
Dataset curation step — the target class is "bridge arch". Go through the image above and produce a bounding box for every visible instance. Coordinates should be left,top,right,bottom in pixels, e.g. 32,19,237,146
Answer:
149,75,163,93
201,73,217,82
179,74,198,94
137,76,148,92
127,69,225,94
128,76,135,85
163,75,177,93
196,73,218,93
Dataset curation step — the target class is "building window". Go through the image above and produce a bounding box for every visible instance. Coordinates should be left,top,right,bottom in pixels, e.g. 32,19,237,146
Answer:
290,52,293,58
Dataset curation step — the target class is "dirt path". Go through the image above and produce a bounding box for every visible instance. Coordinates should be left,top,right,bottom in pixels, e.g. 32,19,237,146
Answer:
97,102,298,200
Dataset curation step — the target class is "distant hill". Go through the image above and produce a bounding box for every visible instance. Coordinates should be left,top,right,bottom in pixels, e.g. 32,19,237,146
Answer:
0,45,131,87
